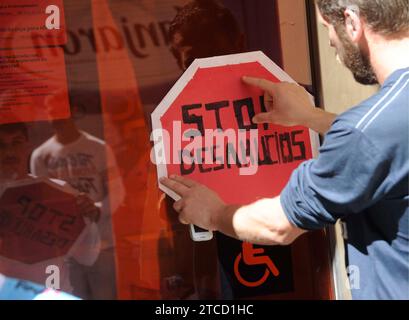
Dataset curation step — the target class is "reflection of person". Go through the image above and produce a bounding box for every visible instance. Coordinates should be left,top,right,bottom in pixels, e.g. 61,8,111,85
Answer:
169,0,313,91
162,0,409,300
169,0,245,71
0,123,99,293
30,108,125,299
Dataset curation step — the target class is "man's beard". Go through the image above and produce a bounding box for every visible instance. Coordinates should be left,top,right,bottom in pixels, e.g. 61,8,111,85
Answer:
336,27,378,85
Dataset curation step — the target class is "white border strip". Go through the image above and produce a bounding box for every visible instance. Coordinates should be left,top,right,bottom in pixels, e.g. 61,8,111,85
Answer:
356,70,409,130
362,77,409,132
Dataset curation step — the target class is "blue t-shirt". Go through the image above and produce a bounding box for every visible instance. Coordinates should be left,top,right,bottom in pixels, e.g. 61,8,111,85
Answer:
281,67,409,300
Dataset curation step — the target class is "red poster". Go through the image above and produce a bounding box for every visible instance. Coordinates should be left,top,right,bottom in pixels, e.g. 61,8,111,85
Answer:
0,47,70,124
0,0,66,49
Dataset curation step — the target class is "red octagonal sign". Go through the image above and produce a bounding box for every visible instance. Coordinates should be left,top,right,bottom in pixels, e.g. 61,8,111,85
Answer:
0,178,85,264
151,51,321,298
152,51,319,203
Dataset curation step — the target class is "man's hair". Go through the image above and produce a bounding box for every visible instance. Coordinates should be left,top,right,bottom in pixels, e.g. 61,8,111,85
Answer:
169,0,241,43
316,0,409,38
0,123,29,140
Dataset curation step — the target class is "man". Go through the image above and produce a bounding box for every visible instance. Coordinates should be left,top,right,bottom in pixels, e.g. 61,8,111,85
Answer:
161,0,409,299
0,123,99,293
30,107,125,300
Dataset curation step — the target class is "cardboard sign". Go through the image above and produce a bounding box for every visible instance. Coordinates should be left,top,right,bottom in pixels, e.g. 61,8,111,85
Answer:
0,178,85,264
152,51,320,298
0,1,66,49
0,47,70,124
152,51,319,202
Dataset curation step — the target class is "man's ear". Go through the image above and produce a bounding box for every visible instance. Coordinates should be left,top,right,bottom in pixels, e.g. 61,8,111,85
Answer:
344,6,363,44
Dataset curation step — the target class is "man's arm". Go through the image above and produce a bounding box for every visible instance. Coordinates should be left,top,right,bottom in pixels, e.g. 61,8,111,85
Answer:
242,77,337,135
217,198,307,245
303,108,338,136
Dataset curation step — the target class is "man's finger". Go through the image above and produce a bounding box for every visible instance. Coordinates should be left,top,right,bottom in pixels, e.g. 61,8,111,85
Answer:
242,76,276,93
253,112,272,124
173,200,184,212
170,175,198,188
160,177,189,197
179,216,189,225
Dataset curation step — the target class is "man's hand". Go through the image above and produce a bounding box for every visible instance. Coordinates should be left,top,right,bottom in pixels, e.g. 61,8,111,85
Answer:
76,193,101,223
160,175,307,245
242,76,337,135
160,175,226,231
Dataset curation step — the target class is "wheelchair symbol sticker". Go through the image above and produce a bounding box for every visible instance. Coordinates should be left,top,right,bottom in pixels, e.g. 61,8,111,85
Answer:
234,242,280,287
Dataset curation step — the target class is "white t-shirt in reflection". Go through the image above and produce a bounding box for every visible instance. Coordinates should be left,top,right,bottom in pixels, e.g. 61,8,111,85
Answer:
30,131,125,249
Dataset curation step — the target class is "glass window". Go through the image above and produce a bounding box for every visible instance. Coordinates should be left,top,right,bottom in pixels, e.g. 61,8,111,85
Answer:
0,0,334,300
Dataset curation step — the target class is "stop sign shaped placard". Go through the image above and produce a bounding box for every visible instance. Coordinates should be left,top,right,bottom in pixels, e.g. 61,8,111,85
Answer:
0,178,85,264
151,51,320,298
